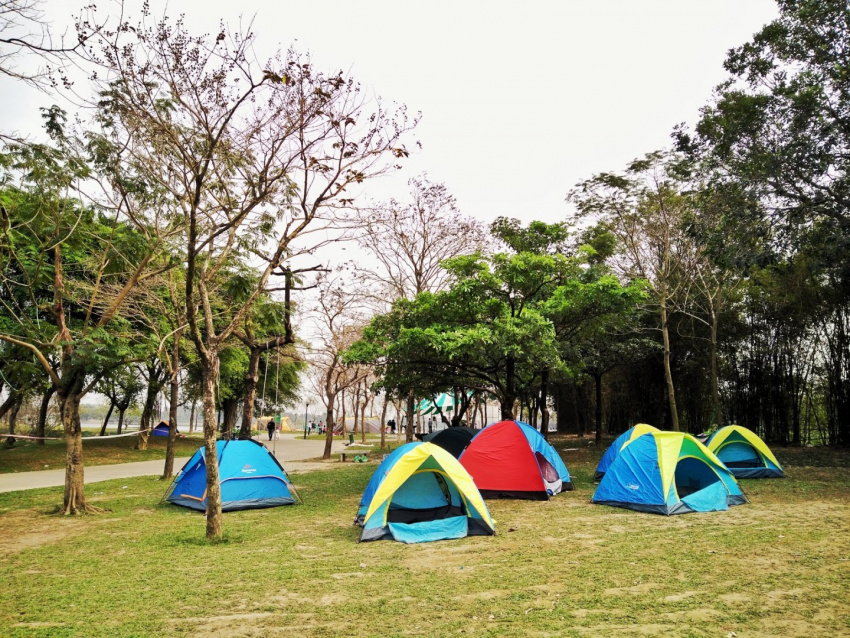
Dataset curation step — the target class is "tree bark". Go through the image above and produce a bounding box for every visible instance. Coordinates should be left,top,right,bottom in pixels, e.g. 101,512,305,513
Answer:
360,391,368,444
593,372,603,445
405,390,415,442
189,400,196,433
58,383,103,515
116,407,126,434
201,355,223,540
709,311,722,429
98,401,115,436
379,396,388,451
352,388,360,436
136,364,163,450
540,368,550,441
239,347,262,439
322,398,335,459
162,336,181,479
4,397,21,448
36,386,55,445
221,398,239,438
660,300,681,431
340,389,347,437
501,356,517,420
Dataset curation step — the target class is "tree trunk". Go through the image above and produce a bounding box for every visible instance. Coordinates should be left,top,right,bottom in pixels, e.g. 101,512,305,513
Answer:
709,312,722,429
594,372,603,445
117,407,126,434
36,386,55,446
136,368,160,450
405,391,415,442
540,368,550,441
240,347,262,439
340,389,347,437
360,394,368,444
322,399,335,459
201,355,223,540
162,337,181,479
352,389,360,435
4,397,21,448
59,385,102,515
221,398,239,438
660,301,681,431
189,400,196,433
99,401,115,436
379,396,388,451
501,356,517,420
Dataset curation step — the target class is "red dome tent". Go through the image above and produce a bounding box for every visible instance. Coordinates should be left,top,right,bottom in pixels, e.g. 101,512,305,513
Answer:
459,420,572,500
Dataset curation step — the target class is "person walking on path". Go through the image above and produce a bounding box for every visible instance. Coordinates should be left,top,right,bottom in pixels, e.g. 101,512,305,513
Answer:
267,420,275,441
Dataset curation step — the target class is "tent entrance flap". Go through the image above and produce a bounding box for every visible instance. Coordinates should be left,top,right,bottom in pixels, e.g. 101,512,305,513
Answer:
674,457,722,498
386,471,465,523
388,516,469,543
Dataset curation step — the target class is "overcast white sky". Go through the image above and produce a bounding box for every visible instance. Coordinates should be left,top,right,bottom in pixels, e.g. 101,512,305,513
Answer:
4,0,778,226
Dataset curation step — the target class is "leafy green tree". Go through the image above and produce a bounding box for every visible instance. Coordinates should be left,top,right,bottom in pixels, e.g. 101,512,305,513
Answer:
571,152,698,431
351,220,645,430
95,366,143,436
680,0,850,270
0,111,165,513
678,0,850,445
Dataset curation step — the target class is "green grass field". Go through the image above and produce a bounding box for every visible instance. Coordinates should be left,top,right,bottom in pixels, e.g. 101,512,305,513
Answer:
0,438,847,637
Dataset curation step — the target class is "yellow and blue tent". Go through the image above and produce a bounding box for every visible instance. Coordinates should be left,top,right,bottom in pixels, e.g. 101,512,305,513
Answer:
594,423,658,480
592,431,747,515
706,425,784,478
356,442,495,543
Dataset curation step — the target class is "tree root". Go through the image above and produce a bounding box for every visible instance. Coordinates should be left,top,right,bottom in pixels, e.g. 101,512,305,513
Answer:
60,503,110,515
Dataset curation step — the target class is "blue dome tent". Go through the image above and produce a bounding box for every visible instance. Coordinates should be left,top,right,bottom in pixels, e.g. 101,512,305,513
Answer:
592,431,747,515
165,440,297,512
356,442,495,543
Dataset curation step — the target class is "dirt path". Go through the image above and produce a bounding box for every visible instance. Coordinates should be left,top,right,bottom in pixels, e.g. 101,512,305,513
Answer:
0,436,344,493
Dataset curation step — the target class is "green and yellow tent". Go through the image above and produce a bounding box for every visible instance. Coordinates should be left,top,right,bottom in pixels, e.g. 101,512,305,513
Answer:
706,425,784,478
356,442,495,543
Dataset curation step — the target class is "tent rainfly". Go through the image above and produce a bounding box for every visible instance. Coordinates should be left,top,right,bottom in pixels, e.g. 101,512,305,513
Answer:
706,425,784,478
594,423,659,480
459,420,573,500
592,431,747,515
165,440,297,512
356,442,495,543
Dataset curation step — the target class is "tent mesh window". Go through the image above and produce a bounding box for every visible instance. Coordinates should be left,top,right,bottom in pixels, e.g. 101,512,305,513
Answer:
535,452,560,482
385,472,465,524
674,457,722,497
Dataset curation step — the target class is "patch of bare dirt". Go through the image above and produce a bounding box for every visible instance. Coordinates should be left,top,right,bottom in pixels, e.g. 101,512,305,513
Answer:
604,582,658,596
0,508,89,553
662,590,702,602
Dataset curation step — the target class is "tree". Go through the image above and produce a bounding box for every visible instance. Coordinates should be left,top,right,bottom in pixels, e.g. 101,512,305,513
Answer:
0,112,166,513
351,220,644,428
95,366,143,435
352,175,484,304
79,9,416,538
570,152,697,431
678,0,850,445
311,273,372,458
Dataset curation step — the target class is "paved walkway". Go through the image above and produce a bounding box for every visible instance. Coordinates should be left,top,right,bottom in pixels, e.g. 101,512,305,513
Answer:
0,436,343,493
